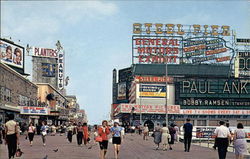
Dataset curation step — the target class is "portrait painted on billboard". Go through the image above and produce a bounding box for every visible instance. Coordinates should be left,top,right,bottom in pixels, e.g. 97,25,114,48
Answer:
118,83,126,100
0,40,24,68
14,48,22,65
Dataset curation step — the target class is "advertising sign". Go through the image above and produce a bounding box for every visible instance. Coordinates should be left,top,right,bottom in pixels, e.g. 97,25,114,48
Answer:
135,76,174,83
139,84,166,98
20,106,49,115
118,83,126,100
179,79,250,109
180,109,250,115
132,36,182,64
42,63,56,77
32,47,58,58
196,127,216,138
114,104,180,115
183,37,231,64
236,51,250,77
236,38,250,45
0,39,24,69
58,50,64,90
133,24,230,36
132,24,233,65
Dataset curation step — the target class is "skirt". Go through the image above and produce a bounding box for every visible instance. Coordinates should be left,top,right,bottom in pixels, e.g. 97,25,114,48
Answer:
112,137,121,145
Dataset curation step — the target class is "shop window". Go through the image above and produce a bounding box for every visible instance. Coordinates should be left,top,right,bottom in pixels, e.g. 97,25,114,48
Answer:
237,120,250,126
209,120,220,126
197,120,206,126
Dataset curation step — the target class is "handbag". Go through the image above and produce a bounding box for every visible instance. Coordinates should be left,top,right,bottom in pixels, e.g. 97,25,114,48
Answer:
16,145,23,157
42,131,47,136
108,137,113,143
95,136,103,142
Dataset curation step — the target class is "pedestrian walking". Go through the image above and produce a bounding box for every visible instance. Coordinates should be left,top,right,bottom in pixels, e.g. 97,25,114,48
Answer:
214,121,231,159
139,124,143,136
76,122,83,146
183,118,193,152
110,121,123,159
98,120,110,159
51,124,57,136
41,121,47,146
233,123,248,159
143,124,149,140
168,123,176,150
0,122,3,144
174,124,179,143
28,122,36,146
67,123,74,143
161,123,170,151
4,114,19,159
83,123,89,145
153,123,162,150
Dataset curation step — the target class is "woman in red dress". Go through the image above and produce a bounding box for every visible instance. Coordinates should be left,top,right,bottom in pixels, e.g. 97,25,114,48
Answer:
98,120,110,159
83,123,89,145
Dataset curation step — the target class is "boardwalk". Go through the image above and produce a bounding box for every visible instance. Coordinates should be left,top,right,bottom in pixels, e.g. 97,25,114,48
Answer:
0,133,235,159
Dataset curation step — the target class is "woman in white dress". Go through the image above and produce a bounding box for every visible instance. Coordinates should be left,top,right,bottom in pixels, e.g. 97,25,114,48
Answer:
161,123,170,151
234,123,248,159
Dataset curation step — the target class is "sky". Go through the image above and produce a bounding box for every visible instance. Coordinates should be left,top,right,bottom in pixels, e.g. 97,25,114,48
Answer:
1,0,249,124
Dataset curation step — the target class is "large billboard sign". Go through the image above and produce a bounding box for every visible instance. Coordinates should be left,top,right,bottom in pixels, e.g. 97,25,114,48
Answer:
138,84,166,98
0,39,24,69
132,23,233,65
179,79,250,109
32,47,58,58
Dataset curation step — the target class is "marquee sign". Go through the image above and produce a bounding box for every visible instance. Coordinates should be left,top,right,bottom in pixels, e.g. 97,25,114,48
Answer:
179,78,250,109
132,23,233,65
133,24,230,36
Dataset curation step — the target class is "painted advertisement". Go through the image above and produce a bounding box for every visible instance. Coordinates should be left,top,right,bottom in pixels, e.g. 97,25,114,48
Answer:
235,51,250,77
114,104,180,115
139,84,166,98
32,47,58,58
20,106,49,115
118,82,126,100
0,39,24,69
42,63,56,77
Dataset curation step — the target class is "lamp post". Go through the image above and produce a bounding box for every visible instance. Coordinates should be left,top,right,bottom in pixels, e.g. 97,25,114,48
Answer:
165,63,168,126
130,107,135,126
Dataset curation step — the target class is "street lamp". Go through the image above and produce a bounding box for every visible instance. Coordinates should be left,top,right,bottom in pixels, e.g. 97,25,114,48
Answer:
130,107,135,126
165,63,168,126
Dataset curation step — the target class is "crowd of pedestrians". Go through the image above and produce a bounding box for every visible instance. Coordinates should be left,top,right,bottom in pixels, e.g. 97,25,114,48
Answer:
1,114,249,159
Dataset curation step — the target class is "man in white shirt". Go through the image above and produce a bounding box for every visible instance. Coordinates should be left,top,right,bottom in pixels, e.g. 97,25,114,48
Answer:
214,121,231,159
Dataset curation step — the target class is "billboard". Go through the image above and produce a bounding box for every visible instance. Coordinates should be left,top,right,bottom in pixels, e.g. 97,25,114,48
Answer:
42,63,56,77
0,39,24,69
20,106,49,115
235,51,250,77
132,23,233,65
32,47,58,58
179,78,250,109
117,82,126,100
139,84,166,98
